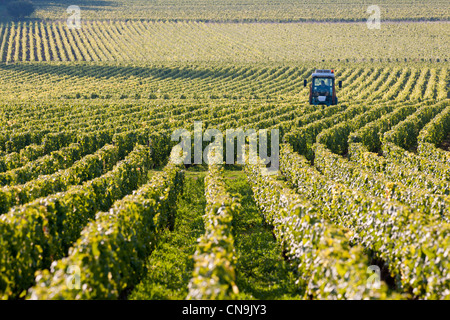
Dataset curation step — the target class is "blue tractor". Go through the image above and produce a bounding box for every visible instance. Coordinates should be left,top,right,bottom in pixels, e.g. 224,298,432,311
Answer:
304,69,342,106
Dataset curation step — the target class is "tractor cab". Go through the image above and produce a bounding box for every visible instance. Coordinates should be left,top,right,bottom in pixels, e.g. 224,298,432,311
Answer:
304,69,342,106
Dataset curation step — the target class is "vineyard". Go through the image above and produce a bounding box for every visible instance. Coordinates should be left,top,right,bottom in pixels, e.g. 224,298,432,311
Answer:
0,0,449,302
30,0,450,22
0,21,448,63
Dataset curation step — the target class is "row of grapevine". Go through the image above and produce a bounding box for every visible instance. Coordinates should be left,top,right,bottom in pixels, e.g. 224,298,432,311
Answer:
0,143,93,186
313,143,450,222
395,68,421,101
344,101,450,192
349,142,449,195
312,101,450,197
284,103,372,159
0,144,153,299
279,143,450,299
315,102,398,155
0,129,105,156
0,144,119,215
381,142,450,182
244,154,389,299
0,21,448,63
187,164,240,299
27,162,183,299
0,132,77,172
0,125,170,177
1,99,305,152
268,104,347,137
418,104,450,165
0,62,446,103
349,104,420,153
377,101,450,189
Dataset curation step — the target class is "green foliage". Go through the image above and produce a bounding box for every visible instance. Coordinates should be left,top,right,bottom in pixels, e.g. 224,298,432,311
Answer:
187,164,240,299
6,1,35,19
224,172,302,300
0,144,120,215
314,143,450,222
284,103,368,160
0,130,50,153
382,141,450,183
317,103,396,155
0,49,447,302
0,144,153,299
28,162,183,299
130,174,206,300
418,104,450,165
0,131,104,173
0,143,85,186
349,132,450,197
280,143,450,299
349,104,419,153
383,100,448,151
0,22,448,63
